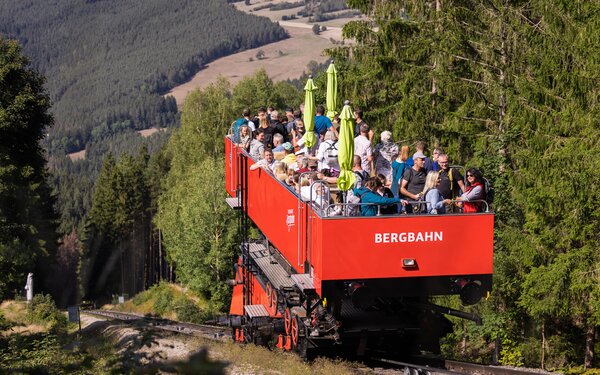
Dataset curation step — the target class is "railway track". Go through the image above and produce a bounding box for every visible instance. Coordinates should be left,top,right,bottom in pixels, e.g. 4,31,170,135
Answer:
82,310,546,375
82,309,229,341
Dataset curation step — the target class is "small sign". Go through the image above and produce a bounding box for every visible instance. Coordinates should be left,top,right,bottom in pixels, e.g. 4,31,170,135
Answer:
67,305,80,323
286,209,295,232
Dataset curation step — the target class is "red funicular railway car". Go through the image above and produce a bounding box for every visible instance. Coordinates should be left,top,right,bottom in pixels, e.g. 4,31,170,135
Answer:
224,136,493,357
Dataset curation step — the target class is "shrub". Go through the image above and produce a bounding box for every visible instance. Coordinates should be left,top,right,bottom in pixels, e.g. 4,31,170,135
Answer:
0,311,11,331
174,298,212,324
152,286,174,315
27,294,68,333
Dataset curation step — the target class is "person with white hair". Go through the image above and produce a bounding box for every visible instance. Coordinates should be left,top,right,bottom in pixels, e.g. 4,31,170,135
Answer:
314,130,339,173
374,130,399,180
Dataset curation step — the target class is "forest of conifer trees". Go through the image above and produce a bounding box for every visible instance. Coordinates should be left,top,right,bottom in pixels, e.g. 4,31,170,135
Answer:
1,0,600,371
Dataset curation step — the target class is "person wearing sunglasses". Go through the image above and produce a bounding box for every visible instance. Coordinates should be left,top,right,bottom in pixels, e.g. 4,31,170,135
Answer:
456,168,485,213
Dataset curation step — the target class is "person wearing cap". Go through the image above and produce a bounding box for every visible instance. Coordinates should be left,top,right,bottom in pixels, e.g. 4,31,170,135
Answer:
281,142,297,167
406,140,432,173
400,151,428,213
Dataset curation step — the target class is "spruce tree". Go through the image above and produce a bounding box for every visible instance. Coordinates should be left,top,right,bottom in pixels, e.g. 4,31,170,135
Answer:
0,37,58,298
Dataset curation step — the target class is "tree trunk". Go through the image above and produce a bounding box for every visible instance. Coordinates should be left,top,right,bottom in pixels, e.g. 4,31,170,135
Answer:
541,321,545,370
584,322,595,369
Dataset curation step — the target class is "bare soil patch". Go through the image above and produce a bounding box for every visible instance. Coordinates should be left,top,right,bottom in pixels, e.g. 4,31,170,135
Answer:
167,0,360,107
67,149,86,161
137,127,166,138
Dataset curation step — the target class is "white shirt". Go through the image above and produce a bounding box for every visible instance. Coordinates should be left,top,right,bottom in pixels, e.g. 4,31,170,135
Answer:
354,135,372,173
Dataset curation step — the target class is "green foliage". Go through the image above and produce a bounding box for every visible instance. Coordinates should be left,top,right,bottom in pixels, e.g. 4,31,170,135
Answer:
80,148,153,301
130,283,212,323
156,71,301,310
0,37,58,299
0,311,10,331
26,294,68,333
335,0,600,367
174,298,212,324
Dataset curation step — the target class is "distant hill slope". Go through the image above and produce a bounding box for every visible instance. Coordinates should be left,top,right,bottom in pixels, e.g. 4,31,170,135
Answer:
0,0,287,154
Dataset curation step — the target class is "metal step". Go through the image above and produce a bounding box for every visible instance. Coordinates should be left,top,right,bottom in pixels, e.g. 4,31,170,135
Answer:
244,304,270,318
248,242,295,289
226,197,241,209
290,274,315,293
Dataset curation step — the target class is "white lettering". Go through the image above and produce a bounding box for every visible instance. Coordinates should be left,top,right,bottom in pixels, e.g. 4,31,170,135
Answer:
373,231,444,245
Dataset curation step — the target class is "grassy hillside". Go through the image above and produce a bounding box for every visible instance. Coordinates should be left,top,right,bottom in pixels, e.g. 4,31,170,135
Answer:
0,0,287,154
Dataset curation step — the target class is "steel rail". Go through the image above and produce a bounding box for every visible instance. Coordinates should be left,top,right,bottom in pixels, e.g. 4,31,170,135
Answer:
83,309,229,341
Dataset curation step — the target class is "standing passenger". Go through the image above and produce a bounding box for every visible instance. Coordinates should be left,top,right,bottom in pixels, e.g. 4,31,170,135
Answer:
400,151,428,213
437,153,465,213
249,129,265,160
354,123,373,175
373,130,398,180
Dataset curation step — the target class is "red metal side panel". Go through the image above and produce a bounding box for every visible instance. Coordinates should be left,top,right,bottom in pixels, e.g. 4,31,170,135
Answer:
225,137,237,197
311,214,494,281
229,284,244,315
245,162,308,272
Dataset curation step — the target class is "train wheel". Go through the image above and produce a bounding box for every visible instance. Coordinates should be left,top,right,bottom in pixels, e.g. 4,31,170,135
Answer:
290,314,307,359
284,307,292,335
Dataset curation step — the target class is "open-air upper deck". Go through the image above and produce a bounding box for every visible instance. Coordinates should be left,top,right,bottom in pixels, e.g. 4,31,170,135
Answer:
225,136,494,295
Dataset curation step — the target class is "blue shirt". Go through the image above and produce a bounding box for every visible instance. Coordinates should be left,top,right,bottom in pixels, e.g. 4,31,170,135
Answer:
314,115,332,135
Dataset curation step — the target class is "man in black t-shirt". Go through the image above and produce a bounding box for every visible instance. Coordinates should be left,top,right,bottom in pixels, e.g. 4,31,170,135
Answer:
400,151,428,213
437,153,465,213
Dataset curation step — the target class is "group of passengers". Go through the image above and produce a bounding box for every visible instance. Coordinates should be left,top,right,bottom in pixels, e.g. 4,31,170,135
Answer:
232,106,487,216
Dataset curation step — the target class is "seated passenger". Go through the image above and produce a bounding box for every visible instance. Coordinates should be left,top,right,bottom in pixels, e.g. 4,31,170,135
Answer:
272,161,287,181
249,128,265,160
377,174,397,215
455,168,485,213
300,172,331,210
421,171,451,214
280,142,297,167
250,148,275,171
284,168,297,187
353,177,406,217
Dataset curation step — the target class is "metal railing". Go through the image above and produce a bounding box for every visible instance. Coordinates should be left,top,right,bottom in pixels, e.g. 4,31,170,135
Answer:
321,198,490,218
